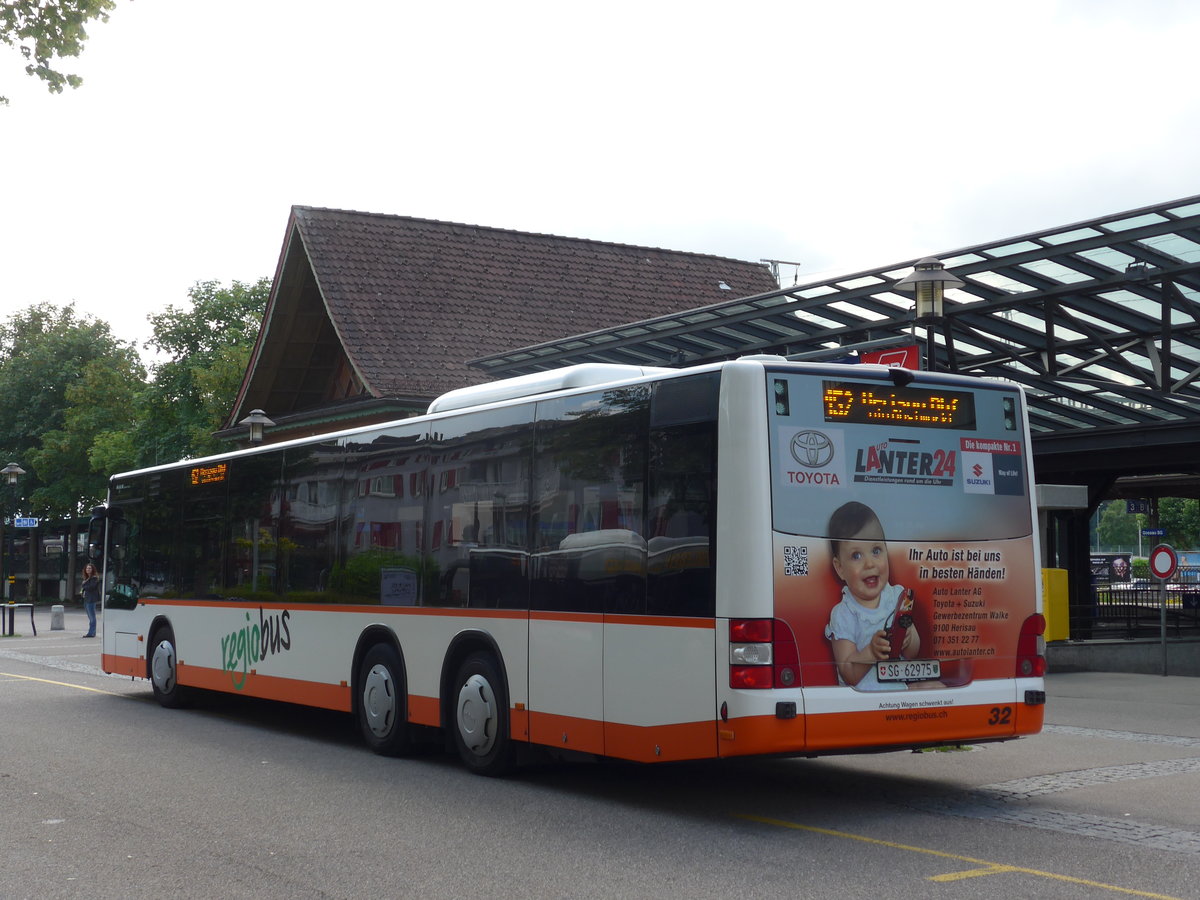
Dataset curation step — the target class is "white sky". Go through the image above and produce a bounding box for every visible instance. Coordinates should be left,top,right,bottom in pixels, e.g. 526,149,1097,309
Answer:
3,0,1200,356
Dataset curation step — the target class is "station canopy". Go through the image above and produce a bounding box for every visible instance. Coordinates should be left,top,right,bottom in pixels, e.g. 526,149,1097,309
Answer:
470,196,1200,476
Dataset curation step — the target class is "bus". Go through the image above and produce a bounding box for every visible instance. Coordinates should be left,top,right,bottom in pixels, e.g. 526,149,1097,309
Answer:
90,356,1045,774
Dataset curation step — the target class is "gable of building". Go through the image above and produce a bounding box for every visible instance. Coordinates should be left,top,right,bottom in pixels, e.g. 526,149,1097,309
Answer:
227,206,778,437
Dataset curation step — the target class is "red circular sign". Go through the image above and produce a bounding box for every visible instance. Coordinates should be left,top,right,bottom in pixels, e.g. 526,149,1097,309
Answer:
1149,544,1178,581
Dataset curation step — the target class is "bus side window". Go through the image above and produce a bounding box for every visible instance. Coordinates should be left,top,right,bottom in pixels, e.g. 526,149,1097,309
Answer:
336,425,426,605
647,374,718,618
425,407,533,610
532,386,649,615
279,443,343,599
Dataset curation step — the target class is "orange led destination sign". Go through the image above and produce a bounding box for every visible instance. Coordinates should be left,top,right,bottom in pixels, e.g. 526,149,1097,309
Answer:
190,463,228,485
822,381,976,430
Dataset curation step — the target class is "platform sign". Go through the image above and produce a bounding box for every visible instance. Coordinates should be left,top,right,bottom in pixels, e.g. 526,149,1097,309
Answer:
13,517,38,528
1149,543,1178,581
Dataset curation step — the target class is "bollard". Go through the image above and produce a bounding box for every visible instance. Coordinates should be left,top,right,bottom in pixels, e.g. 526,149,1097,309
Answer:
50,604,65,631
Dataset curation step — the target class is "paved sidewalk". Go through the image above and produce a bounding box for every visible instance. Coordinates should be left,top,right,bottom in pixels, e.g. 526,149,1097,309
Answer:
0,604,101,643
1045,669,1200,738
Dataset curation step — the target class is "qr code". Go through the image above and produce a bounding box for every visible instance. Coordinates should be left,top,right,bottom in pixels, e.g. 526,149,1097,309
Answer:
783,545,809,577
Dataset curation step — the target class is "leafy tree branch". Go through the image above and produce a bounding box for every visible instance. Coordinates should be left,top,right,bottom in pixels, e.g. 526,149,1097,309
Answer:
1,0,118,105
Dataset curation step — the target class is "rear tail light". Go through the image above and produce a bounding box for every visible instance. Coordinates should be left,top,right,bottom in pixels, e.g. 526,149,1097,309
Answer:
1016,613,1047,677
729,619,800,689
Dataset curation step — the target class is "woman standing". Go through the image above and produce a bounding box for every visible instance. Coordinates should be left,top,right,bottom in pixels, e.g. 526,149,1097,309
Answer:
80,562,101,638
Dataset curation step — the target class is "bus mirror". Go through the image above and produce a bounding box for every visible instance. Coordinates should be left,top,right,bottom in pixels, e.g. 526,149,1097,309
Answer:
86,511,106,562
110,520,129,561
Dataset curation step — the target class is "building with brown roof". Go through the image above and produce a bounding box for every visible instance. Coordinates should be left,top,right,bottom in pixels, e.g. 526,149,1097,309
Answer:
224,206,779,441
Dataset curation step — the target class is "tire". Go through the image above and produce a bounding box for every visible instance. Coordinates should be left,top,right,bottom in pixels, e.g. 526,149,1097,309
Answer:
149,626,188,709
357,643,412,756
452,651,515,776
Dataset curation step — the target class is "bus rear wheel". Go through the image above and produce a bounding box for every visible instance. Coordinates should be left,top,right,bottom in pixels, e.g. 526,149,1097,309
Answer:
149,626,188,709
452,652,515,776
357,644,412,756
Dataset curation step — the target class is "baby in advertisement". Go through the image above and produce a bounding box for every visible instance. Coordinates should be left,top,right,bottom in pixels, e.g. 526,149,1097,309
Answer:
824,501,942,691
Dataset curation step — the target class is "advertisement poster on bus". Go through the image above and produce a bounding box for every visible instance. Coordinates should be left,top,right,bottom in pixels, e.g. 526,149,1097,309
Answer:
768,373,1038,692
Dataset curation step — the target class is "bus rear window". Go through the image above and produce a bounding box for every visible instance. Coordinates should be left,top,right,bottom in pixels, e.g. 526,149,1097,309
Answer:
769,372,1031,542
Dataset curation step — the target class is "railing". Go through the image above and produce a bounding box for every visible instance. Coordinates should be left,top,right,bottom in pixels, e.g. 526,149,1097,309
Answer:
1090,578,1200,639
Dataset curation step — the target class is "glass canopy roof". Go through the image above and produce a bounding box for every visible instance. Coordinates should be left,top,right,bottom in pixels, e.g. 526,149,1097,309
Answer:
470,196,1200,439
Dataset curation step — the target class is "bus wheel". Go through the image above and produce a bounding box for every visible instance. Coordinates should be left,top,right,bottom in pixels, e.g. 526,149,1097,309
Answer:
149,627,188,709
452,652,515,776
357,644,412,756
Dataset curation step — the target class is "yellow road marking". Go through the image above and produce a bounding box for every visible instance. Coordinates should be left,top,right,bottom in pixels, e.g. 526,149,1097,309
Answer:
0,671,127,696
930,864,1018,881
739,814,1182,900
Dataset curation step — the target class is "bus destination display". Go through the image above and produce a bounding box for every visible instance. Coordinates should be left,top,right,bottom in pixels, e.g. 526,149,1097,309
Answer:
823,381,976,430
190,463,228,485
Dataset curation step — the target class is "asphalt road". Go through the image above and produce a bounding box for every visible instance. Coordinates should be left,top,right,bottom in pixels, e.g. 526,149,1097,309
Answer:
2,608,1199,899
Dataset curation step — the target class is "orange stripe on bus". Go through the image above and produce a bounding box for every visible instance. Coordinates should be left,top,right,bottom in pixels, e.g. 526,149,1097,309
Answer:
408,694,440,728
133,598,528,620
525,712,718,762
511,706,530,741
529,710,606,756
178,662,353,712
604,615,715,629
603,719,718,762
529,611,602,624
135,598,713,630
102,653,143,678
529,611,715,629
718,703,1043,758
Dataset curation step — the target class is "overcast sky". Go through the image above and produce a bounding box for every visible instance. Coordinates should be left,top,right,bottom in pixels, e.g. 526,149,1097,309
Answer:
3,0,1199,357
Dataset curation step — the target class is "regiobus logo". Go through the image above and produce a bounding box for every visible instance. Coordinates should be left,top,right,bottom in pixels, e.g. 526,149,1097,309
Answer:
783,428,845,486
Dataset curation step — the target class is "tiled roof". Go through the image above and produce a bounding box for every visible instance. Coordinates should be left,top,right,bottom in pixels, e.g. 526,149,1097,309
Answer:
291,206,779,399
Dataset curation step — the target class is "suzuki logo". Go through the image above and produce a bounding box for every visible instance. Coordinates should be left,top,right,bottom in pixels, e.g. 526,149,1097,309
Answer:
972,463,984,477
790,431,835,468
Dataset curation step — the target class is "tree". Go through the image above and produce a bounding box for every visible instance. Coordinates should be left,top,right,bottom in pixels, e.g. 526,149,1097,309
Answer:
1159,497,1200,550
136,278,270,464
1096,501,1141,553
26,339,144,516
0,303,142,509
0,303,144,599
1,0,117,105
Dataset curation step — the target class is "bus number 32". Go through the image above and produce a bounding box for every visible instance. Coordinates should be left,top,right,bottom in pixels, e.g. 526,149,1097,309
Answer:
988,706,1013,726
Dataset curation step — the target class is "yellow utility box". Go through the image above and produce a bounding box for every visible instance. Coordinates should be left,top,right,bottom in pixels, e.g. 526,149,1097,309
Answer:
1042,568,1069,642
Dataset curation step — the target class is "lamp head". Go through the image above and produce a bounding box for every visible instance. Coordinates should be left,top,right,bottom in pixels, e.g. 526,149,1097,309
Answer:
238,409,275,445
894,257,964,321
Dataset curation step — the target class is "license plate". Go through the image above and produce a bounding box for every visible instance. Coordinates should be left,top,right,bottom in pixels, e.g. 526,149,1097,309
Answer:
877,659,941,682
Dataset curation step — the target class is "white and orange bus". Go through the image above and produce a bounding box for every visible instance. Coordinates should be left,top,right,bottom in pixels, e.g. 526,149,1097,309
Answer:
92,356,1045,774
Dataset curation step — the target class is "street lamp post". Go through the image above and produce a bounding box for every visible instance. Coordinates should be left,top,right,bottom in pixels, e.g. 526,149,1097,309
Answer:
894,257,965,371
1,463,26,602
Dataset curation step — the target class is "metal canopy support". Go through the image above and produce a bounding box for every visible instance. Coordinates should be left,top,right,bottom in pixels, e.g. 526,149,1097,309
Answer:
469,195,1200,473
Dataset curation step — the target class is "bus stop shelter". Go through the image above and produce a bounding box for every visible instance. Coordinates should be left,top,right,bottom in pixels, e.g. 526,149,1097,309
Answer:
470,195,1200,640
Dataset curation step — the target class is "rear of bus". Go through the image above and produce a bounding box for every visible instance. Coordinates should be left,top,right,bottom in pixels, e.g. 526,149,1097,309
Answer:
716,358,1045,757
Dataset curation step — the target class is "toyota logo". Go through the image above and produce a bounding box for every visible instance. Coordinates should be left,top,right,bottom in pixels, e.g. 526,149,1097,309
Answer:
790,431,835,468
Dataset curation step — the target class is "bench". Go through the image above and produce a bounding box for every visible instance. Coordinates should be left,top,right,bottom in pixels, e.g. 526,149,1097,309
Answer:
2,602,36,637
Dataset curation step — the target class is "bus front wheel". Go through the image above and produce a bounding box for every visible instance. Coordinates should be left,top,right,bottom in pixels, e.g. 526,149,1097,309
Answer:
452,652,515,776
357,644,412,756
149,627,188,709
